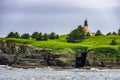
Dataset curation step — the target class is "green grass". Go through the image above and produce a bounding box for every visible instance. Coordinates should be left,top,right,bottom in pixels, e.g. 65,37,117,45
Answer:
81,35,120,46
1,35,120,54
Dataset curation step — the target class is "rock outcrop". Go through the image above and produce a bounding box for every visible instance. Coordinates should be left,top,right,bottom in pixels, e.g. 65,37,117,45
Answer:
0,40,120,68
86,51,120,67
0,41,75,68
0,50,15,65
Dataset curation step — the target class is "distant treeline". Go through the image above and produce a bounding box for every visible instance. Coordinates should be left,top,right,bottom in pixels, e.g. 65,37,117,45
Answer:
5,25,120,43
66,25,120,43
6,32,59,41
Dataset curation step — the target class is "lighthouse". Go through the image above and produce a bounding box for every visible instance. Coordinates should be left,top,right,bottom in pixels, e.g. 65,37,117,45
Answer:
83,19,89,33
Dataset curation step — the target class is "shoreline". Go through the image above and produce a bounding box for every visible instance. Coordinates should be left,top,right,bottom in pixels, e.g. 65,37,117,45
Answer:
10,65,120,69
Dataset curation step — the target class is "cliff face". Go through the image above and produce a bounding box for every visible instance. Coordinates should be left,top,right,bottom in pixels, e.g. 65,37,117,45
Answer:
86,51,120,67
0,41,120,68
75,52,120,68
0,41,75,68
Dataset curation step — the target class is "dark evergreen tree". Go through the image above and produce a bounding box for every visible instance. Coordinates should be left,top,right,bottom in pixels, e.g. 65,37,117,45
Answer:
56,34,59,39
31,32,39,38
49,32,56,39
36,33,43,41
106,32,112,35
43,33,48,41
118,28,120,35
67,25,85,42
21,33,30,39
95,30,102,36
6,32,15,38
14,32,20,38
112,32,117,35
86,32,90,36
110,39,117,45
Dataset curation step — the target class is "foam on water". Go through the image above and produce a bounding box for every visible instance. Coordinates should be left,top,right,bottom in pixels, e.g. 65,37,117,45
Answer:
0,65,120,80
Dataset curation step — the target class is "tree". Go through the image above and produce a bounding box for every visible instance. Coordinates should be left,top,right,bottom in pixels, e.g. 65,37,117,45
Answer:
110,39,117,45
14,32,20,38
118,28,120,35
43,33,48,41
49,32,56,39
95,30,102,36
36,33,43,41
67,25,85,43
6,32,15,38
106,32,111,35
112,32,117,35
21,33,30,39
31,32,39,38
86,32,90,36
56,35,59,39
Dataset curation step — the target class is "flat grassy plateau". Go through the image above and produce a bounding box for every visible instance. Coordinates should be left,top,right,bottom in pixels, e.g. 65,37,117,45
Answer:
1,35,120,54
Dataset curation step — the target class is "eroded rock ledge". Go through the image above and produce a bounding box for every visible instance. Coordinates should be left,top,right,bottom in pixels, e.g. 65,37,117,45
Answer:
0,41,75,68
0,41,120,68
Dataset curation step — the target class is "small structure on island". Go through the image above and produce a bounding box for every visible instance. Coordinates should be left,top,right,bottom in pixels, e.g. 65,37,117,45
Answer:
83,19,95,35
83,19,89,33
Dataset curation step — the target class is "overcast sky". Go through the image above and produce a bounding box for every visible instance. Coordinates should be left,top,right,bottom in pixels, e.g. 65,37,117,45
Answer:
0,0,120,37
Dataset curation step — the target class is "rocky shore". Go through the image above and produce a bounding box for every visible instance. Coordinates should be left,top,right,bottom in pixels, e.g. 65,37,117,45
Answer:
0,40,120,69
0,41,75,68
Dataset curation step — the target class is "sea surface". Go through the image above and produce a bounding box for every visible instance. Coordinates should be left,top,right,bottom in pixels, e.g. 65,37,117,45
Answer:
0,65,120,80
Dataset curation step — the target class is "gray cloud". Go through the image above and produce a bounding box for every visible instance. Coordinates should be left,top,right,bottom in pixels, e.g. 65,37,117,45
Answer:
0,0,120,37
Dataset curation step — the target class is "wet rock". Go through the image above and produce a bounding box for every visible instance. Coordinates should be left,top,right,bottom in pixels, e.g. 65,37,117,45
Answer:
0,41,75,68
0,50,15,65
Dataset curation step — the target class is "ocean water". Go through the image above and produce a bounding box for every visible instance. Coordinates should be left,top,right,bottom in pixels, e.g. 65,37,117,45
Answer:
0,65,120,80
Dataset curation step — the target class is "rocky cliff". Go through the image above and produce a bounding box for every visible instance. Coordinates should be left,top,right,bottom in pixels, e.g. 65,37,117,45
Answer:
0,41,75,68
0,40,120,68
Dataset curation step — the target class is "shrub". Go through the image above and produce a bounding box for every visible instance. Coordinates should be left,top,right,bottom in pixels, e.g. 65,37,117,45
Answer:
85,32,91,36
36,32,43,41
67,25,85,43
21,33,30,39
14,32,20,38
6,32,20,38
118,28,120,35
112,32,117,35
12,49,25,57
106,32,112,35
95,30,102,36
43,33,48,41
31,32,39,38
110,39,117,45
49,32,56,39
6,32,15,38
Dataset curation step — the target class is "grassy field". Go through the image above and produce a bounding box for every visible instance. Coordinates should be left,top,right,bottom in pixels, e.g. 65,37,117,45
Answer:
1,35,120,54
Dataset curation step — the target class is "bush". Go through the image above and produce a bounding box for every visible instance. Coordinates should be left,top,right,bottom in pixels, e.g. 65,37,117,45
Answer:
14,32,20,38
112,32,117,35
36,32,43,41
6,32,15,38
43,33,48,41
13,49,25,57
31,32,39,38
86,32,91,36
110,39,117,45
6,32,20,38
49,32,56,39
67,25,85,43
106,32,112,35
21,33,30,39
56,35,59,39
118,28,120,35
95,30,102,36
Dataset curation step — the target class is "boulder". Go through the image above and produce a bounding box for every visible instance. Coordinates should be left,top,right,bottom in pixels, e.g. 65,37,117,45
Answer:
0,50,15,65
